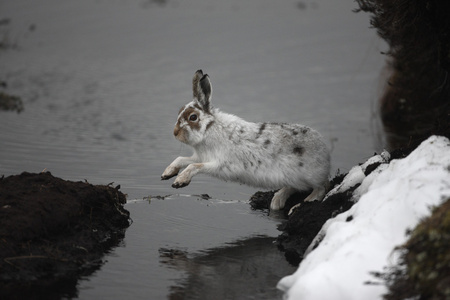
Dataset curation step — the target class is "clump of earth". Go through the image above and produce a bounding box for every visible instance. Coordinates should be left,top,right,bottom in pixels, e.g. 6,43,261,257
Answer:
0,172,131,299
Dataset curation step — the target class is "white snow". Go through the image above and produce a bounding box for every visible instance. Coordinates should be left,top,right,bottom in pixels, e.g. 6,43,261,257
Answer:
278,135,450,300
325,150,390,201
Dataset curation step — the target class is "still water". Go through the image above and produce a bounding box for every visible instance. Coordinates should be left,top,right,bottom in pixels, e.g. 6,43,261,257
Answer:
0,0,385,298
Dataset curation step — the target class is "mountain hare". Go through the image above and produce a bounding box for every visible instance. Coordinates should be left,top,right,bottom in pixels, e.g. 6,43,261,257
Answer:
161,70,330,211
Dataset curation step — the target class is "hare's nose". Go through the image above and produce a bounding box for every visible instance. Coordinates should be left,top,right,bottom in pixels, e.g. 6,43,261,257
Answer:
173,124,180,137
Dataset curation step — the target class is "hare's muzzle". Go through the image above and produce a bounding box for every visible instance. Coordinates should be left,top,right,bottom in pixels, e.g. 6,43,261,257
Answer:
173,123,187,143
173,124,181,137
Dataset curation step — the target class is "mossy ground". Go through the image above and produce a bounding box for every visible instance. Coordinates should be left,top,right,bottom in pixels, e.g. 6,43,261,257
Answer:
381,198,450,300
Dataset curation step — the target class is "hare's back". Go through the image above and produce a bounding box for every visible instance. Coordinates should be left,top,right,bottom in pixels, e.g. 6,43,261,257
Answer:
261,123,325,147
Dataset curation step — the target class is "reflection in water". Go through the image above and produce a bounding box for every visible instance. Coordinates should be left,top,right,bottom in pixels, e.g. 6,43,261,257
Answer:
3,229,127,299
160,236,295,300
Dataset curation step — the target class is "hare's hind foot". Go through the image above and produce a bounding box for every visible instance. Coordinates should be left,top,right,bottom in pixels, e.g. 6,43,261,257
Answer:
270,187,298,211
303,186,326,202
288,186,327,215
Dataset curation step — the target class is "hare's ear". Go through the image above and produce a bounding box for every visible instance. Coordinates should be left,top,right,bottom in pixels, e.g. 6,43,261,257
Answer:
193,70,212,112
192,69,203,100
198,74,212,107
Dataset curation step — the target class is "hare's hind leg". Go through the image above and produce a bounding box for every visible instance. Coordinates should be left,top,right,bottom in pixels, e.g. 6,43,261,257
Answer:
270,187,297,211
303,186,326,202
288,186,327,215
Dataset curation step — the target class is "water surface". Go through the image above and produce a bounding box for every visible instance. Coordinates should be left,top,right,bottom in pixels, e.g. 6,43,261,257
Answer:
0,0,385,298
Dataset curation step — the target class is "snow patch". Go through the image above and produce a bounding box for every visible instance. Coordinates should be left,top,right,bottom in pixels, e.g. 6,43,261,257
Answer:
324,150,390,201
278,135,450,300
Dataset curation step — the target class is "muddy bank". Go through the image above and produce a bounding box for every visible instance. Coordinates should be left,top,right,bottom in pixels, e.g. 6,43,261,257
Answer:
0,172,131,299
251,181,353,267
355,0,450,150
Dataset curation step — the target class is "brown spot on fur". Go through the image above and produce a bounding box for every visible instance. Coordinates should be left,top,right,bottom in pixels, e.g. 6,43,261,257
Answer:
259,123,266,133
302,128,309,134
256,123,266,138
299,162,304,167
264,139,271,147
293,146,304,156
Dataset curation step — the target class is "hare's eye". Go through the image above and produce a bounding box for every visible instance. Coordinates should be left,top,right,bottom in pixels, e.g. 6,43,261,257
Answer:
189,114,198,121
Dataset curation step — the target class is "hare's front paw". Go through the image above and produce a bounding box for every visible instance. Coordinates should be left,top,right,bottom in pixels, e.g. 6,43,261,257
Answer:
171,167,194,188
161,166,180,180
172,174,191,189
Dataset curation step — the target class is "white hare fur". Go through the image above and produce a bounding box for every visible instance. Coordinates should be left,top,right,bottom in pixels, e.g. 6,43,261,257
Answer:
162,70,330,211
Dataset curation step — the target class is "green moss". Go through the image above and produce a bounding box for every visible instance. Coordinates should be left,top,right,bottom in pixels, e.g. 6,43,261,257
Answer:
384,198,450,300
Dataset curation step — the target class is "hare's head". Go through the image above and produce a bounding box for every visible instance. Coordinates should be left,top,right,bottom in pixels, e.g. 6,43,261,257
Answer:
174,70,215,145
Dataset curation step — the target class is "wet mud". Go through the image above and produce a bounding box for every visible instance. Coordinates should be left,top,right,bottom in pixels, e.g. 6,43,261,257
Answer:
250,174,352,266
0,172,131,299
